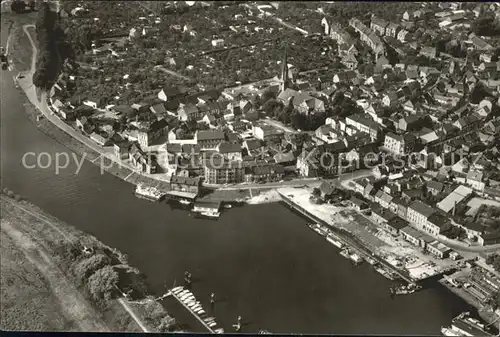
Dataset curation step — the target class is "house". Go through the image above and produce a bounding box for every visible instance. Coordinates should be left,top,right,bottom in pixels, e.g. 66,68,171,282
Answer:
83,97,105,110
157,86,186,102
370,16,389,36
406,200,437,234
149,103,167,117
341,53,358,70
203,158,244,184
216,142,242,161
420,46,437,59
426,240,451,259
398,115,423,132
426,181,444,196
195,130,225,150
466,170,485,191
383,132,416,155
252,125,284,142
242,139,264,155
296,149,319,178
76,116,95,134
344,114,381,141
129,143,158,174
168,175,201,199
470,36,494,51
385,22,400,38
211,38,224,47
137,119,169,148
400,225,424,246
349,196,369,212
244,164,284,183
90,132,110,147
178,103,200,121
397,29,410,42
114,140,131,161
437,185,473,214
59,107,76,121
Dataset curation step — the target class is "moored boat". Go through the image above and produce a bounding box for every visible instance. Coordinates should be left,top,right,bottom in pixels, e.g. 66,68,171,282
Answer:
179,199,191,205
326,234,343,249
194,210,221,219
350,252,363,264
340,249,351,259
134,184,165,201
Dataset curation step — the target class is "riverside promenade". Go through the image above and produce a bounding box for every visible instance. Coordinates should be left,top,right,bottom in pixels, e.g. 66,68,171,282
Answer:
278,190,417,285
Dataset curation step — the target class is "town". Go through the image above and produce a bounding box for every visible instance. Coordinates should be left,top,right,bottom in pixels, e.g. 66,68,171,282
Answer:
12,0,500,335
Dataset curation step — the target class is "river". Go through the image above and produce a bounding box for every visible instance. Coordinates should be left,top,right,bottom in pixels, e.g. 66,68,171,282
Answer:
0,19,475,334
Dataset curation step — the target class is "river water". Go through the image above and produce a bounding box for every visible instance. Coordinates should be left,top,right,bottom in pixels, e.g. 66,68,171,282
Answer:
0,23,475,335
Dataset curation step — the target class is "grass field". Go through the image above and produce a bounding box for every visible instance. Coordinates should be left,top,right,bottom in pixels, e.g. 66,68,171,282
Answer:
0,196,147,332
0,229,79,331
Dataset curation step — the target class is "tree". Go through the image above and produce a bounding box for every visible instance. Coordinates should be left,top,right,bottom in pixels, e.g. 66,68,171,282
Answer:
87,266,119,301
74,254,111,281
312,187,321,197
11,0,26,13
291,111,306,130
472,16,500,37
158,315,177,332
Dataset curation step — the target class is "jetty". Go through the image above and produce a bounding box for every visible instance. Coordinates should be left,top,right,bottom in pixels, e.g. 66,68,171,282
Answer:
167,286,223,334
279,191,417,285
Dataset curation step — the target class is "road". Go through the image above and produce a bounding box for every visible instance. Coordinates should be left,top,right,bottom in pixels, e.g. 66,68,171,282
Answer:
154,65,193,82
262,118,296,134
15,24,170,184
244,3,309,36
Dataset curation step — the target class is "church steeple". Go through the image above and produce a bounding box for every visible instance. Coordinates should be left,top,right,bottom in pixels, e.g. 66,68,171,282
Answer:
280,48,289,92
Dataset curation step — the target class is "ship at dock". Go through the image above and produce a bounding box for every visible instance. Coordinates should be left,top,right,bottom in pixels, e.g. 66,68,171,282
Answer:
374,264,400,281
389,283,421,296
192,201,222,220
134,184,166,202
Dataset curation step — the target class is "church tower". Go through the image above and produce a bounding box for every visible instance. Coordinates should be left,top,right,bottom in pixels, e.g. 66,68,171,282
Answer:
280,48,289,92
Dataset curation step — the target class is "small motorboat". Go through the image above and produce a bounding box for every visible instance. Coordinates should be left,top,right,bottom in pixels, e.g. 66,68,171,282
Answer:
178,290,189,296
179,199,191,205
208,322,217,328
198,310,206,315
172,286,183,292
224,204,232,209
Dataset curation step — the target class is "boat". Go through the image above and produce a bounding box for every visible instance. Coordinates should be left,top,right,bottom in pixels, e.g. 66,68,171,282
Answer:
208,322,217,328
198,309,206,315
179,199,191,205
340,249,351,259
440,326,460,336
350,252,363,264
178,290,189,297
375,266,397,281
134,184,165,201
390,283,421,295
224,204,232,209
214,328,225,334
194,210,221,219
326,234,343,249
172,286,183,292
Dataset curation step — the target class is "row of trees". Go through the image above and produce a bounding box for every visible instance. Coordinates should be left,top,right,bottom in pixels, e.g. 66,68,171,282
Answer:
33,3,61,90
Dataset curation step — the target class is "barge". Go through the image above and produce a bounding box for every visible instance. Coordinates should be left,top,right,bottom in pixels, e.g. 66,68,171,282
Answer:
134,184,165,202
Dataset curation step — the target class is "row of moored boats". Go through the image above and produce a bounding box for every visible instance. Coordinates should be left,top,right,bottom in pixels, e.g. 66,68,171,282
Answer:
170,286,224,333
307,223,401,281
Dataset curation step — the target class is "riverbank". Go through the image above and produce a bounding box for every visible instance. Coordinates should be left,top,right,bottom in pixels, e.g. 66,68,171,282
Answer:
278,187,459,283
0,190,178,332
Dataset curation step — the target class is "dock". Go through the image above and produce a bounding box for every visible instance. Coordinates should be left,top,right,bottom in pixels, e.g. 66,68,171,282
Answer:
167,287,222,334
279,191,417,285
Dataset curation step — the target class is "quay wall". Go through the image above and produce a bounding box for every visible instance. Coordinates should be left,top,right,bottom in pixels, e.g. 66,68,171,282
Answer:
278,191,416,285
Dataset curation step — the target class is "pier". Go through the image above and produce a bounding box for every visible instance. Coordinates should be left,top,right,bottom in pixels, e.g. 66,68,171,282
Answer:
278,191,416,285
167,287,220,333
